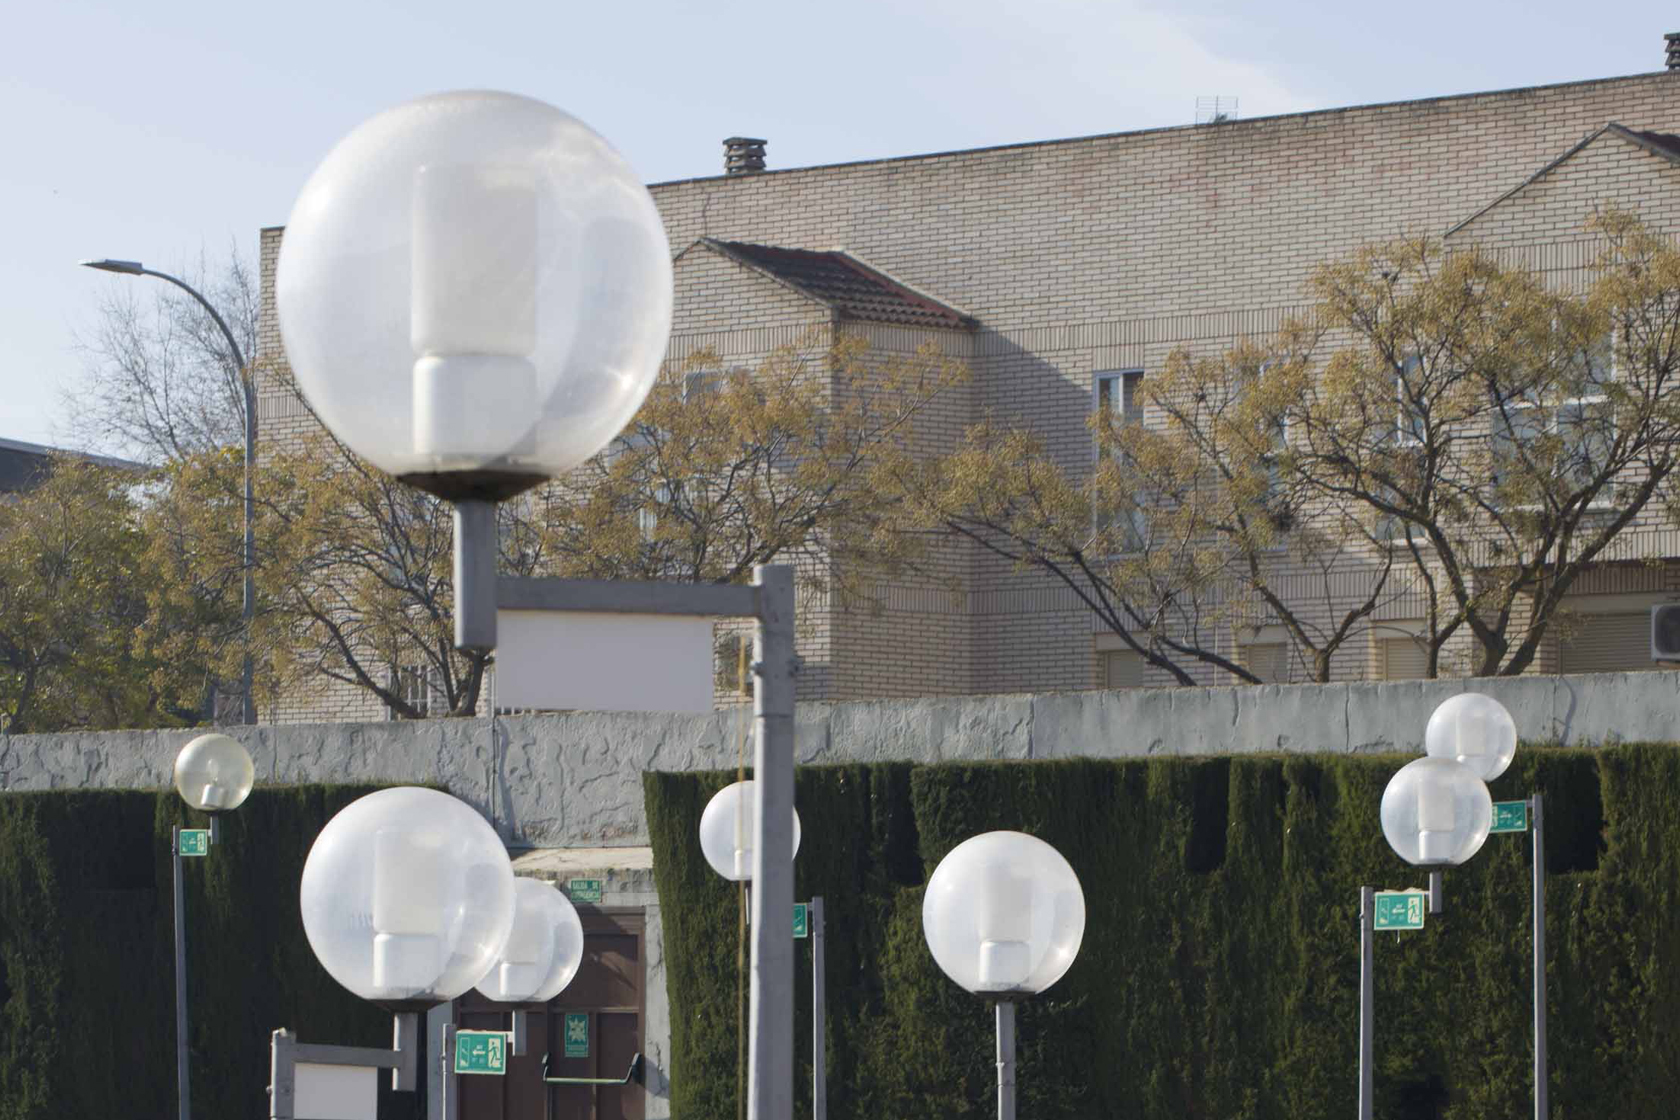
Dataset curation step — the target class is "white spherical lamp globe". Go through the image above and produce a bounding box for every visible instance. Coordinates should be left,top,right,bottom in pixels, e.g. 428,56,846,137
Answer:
1424,692,1517,782
922,831,1085,995
300,787,516,1007
698,780,802,882
173,733,255,812
1380,757,1493,867
277,90,674,502
475,877,585,1003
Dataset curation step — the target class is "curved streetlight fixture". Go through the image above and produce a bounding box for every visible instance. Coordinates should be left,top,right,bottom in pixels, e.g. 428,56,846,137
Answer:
476,877,585,1003
299,786,517,1009
922,831,1085,1120
169,733,253,1120
699,779,803,882
79,259,256,725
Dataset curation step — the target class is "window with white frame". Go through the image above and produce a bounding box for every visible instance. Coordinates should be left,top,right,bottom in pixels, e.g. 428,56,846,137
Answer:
1395,355,1426,446
1491,333,1615,495
1094,369,1148,549
387,664,441,718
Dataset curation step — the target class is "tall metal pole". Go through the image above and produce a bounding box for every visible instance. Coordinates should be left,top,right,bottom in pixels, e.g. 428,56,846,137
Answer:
812,895,826,1120
173,826,191,1120
995,1000,1016,1120
1358,886,1373,1120
1531,794,1548,1120
748,564,796,1120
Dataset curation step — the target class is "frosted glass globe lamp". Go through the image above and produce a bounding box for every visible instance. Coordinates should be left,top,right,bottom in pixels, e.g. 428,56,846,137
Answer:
1423,692,1517,783
922,830,1086,995
276,90,674,502
475,877,586,1003
698,779,803,882
300,787,516,1009
1380,757,1493,867
173,733,254,813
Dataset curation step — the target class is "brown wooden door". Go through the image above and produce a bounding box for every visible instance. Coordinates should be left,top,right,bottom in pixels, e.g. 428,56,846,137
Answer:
457,908,645,1120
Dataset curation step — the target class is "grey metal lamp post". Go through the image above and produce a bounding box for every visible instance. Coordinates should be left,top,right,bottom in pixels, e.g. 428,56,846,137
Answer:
922,831,1086,1120
270,90,799,1120
170,732,255,1120
79,257,257,725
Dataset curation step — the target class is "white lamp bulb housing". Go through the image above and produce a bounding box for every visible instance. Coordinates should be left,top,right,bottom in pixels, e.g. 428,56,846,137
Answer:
173,733,255,813
1380,757,1493,867
276,90,675,503
921,831,1086,996
475,877,586,1003
697,780,802,882
300,786,516,1009
1423,692,1517,782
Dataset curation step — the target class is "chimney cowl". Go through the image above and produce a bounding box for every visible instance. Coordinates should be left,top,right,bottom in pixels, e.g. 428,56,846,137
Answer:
1667,31,1680,71
724,137,767,175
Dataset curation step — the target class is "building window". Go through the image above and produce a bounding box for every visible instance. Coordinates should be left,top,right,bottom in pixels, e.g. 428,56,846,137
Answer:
1099,649,1145,689
1095,369,1145,427
387,664,439,719
1377,633,1429,680
1095,370,1148,550
1395,355,1426,446
1238,641,1290,684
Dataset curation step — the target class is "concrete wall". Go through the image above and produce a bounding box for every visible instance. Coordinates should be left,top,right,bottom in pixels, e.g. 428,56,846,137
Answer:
6,672,1678,850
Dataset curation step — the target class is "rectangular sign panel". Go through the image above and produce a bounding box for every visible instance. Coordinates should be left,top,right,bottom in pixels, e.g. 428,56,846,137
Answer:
178,829,210,857
1490,800,1529,833
564,1013,590,1059
1373,890,1427,931
496,609,713,714
454,1030,507,1076
569,878,603,904
793,903,809,939
294,1063,377,1120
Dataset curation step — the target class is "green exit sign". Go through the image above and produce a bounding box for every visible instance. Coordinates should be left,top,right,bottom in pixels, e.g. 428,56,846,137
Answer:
1373,890,1427,931
569,878,603,904
454,1030,507,1075
563,1013,589,1058
793,903,808,939
178,830,210,857
1491,801,1529,833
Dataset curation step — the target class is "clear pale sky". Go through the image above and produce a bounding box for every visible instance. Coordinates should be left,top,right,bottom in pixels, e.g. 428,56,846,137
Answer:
4,0,1676,451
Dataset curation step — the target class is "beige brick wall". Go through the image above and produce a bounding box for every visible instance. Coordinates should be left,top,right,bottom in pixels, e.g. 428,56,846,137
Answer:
257,73,1680,716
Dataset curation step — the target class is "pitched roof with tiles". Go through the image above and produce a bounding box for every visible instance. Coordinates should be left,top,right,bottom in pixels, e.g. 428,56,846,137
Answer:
699,239,977,330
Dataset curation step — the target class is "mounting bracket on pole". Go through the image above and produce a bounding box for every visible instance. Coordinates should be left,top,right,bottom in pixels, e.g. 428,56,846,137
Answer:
540,1052,643,1086
269,1015,421,1120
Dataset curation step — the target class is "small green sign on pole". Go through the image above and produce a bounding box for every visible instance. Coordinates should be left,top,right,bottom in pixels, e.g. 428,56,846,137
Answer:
564,1013,590,1059
1373,890,1428,931
454,1030,508,1075
178,829,210,857
1491,800,1530,833
569,878,603,904
792,902,809,939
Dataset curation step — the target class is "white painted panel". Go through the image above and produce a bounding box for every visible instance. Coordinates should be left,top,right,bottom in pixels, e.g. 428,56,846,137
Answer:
495,609,714,713
295,1063,377,1120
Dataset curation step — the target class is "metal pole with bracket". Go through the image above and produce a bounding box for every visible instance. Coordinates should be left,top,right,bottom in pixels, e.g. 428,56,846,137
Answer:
1531,793,1548,1120
172,827,190,1120
812,894,826,1120
1358,885,1374,1120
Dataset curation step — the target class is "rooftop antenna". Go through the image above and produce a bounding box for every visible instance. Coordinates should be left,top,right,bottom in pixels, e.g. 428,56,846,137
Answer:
1195,96,1238,125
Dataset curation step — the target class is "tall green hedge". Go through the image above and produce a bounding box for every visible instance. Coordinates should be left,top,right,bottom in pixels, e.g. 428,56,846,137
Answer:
645,747,1680,1120
0,786,419,1120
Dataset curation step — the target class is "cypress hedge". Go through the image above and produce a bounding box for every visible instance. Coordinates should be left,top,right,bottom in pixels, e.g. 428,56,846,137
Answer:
0,785,419,1120
645,746,1680,1120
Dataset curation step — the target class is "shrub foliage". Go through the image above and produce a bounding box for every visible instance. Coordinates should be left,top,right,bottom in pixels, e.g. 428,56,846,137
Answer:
646,747,1680,1120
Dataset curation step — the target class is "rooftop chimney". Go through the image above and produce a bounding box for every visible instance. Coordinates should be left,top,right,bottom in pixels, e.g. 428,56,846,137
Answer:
724,137,767,175
1667,32,1680,70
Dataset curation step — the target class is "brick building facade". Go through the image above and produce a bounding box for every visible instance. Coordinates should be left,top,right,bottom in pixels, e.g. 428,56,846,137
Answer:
257,62,1680,720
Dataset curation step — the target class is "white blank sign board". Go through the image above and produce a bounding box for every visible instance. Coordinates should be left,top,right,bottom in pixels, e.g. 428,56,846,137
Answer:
495,609,714,713
295,1062,377,1120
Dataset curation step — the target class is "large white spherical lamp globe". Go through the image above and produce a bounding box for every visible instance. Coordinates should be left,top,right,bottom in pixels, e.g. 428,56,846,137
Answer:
276,90,675,503
922,831,1086,995
698,780,802,882
475,878,585,1003
1423,692,1517,782
300,787,516,1008
1380,757,1493,867
173,733,255,812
